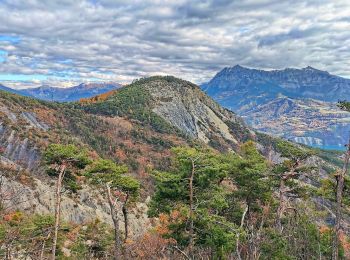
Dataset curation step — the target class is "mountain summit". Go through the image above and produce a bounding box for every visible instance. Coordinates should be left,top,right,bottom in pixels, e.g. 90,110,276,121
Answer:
80,76,252,149
202,66,350,149
203,65,350,108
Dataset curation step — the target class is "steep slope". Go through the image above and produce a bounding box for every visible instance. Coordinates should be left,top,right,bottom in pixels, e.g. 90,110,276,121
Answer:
0,82,121,102
0,89,188,230
79,76,253,151
1,77,347,256
203,65,350,148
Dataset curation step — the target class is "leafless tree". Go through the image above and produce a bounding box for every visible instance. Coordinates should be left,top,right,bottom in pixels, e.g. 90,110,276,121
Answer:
106,183,123,260
332,138,350,260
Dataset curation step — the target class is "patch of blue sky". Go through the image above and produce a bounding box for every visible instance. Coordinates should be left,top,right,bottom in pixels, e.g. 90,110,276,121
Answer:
88,0,98,5
0,35,20,44
0,74,47,81
53,68,78,78
59,58,73,64
28,59,39,69
0,50,7,62
54,57,74,65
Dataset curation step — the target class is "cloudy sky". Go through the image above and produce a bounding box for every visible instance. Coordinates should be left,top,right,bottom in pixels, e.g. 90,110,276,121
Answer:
0,0,350,88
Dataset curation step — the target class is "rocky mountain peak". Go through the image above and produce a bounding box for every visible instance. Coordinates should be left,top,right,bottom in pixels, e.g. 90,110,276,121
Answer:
204,65,350,102
82,76,253,150
202,66,350,149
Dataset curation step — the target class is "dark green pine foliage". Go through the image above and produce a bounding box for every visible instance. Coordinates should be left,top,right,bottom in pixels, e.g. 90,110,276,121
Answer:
85,158,140,198
77,78,176,134
149,146,237,258
228,141,272,216
44,144,91,192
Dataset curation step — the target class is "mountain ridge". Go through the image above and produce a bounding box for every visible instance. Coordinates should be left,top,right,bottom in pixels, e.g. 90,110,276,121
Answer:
0,75,347,258
0,82,122,102
202,65,350,149
203,65,350,105
78,76,253,150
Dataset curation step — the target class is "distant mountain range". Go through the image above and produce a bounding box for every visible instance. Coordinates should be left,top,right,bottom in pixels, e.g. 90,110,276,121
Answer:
0,83,23,96
202,65,350,149
0,82,121,102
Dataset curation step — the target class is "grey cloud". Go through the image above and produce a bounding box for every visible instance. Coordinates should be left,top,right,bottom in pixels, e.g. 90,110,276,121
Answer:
0,0,349,86
258,27,322,47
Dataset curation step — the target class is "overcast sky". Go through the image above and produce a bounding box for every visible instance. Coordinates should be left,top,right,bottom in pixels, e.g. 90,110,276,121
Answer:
0,0,350,88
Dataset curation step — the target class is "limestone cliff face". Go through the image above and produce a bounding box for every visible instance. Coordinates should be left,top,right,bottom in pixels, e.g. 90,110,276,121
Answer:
0,126,41,171
0,94,151,237
0,104,43,171
141,77,253,147
2,176,151,236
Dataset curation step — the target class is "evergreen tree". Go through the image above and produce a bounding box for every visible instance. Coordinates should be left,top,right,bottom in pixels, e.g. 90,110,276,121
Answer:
44,144,90,259
149,146,236,258
86,159,140,259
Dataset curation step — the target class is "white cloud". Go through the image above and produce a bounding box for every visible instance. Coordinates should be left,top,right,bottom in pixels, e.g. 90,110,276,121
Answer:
0,0,349,87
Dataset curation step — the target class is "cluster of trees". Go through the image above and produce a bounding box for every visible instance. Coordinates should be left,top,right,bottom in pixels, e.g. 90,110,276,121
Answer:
44,144,142,259
1,136,350,259
149,142,345,259
0,144,140,259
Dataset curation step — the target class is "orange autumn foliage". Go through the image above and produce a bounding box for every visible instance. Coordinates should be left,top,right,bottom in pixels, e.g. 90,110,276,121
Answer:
319,225,330,234
339,231,350,258
124,210,187,259
3,211,24,225
79,90,117,104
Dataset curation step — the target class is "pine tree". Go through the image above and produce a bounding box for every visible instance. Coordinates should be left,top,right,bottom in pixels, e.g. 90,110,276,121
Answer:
86,159,140,259
44,144,90,259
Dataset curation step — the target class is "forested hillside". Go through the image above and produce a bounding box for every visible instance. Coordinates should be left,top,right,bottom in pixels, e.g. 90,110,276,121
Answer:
0,76,349,259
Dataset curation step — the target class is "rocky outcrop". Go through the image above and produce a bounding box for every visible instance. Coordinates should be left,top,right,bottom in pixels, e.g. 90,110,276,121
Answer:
21,112,49,130
142,77,252,146
0,126,41,171
2,175,151,237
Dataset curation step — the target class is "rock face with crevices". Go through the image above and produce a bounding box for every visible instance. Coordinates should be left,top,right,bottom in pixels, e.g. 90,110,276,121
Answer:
2,176,151,236
0,91,152,237
21,112,49,130
0,123,41,171
140,77,254,148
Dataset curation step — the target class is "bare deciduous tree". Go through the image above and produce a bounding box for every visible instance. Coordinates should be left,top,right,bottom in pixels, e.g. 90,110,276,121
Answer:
332,138,350,260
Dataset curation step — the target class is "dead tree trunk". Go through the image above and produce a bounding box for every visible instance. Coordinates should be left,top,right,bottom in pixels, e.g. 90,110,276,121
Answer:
236,205,248,260
188,158,195,259
40,230,51,260
122,192,129,242
332,138,350,260
52,164,66,260
275,161,300,233
276,176,286,232
106,183,122,260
